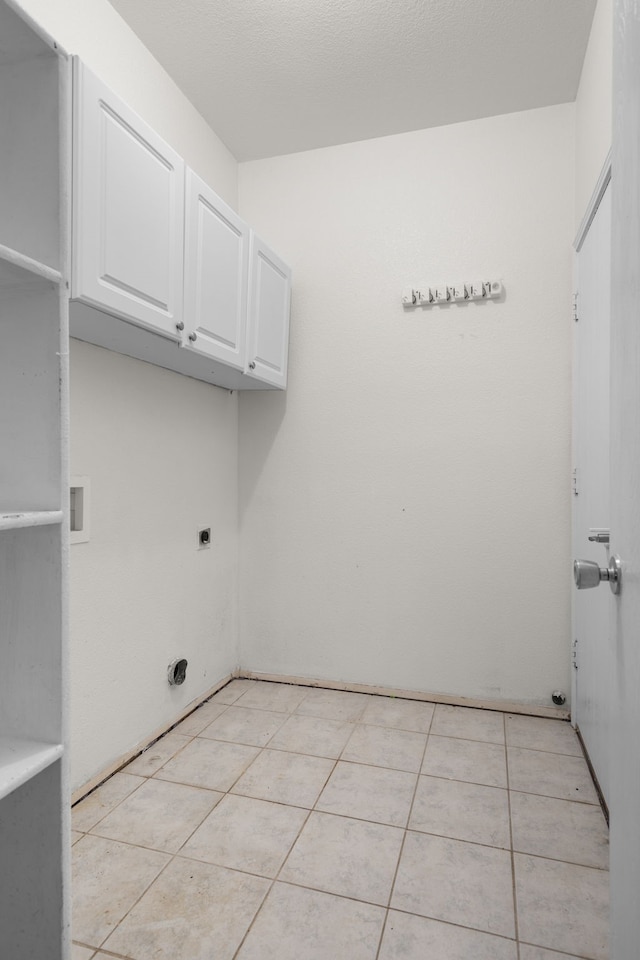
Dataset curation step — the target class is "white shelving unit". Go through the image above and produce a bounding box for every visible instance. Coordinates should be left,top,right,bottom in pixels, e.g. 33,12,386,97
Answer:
0,2,70,957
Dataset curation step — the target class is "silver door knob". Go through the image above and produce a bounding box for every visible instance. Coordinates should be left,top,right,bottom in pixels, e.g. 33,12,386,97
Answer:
574,555,622,595
175,321,184,331
248,361,256,370
188,332,197,342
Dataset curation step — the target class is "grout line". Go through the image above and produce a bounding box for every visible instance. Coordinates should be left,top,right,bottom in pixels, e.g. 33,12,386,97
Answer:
229,774,325,958
373,901,520,942
81,806,609,876
508,741,594,761
72,777,147,835
94,851,176,953
373,701,436,960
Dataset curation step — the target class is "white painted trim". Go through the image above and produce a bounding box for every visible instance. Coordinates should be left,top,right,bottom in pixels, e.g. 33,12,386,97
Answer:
574,148,612,252
72,668,571,804
243,671,570,720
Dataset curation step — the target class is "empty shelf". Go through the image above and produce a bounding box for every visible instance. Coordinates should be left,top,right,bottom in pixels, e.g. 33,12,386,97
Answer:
0,510,63,531
0,738,63,801
0,243,61,288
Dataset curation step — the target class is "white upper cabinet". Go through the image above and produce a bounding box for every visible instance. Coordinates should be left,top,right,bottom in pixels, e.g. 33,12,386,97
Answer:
71,60,291,389
183,170,248,368
246,234,291,389
72,60,185,339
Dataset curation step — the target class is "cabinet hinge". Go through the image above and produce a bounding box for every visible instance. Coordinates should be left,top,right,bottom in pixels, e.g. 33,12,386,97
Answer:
572,467,579,497
573,292,579,322
572,638,579,670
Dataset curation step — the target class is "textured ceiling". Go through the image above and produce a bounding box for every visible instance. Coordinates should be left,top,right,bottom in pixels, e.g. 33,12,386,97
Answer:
108,0,597,161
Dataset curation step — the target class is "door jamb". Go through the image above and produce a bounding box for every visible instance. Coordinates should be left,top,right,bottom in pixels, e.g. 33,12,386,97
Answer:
571,148,612,726
574,149,612,253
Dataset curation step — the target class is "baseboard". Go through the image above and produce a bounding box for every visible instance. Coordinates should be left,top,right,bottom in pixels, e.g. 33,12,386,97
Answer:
240,670,571,721
72,666,569,804
71,670,240,805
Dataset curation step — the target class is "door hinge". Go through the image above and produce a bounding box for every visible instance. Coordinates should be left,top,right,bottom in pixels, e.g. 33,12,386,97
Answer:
573,292,579,322
572,638,578,670
572,467,579,496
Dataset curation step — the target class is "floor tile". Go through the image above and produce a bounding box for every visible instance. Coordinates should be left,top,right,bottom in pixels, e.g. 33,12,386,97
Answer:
268,714,355,758
231,748,334,807
72,835,170,947
71,946,95,960
316,760,417,826
515,854,609,960
508,747,599,804
519,948,587,960
181,793,308,877
511,791,609,868
295,686,372,722
505,714,582,756
90,778,221,853
378,910,517,960
422,734,507,787
102,856,269,960
198,705,286,747
69,680,609,960
409,775,510,848
171,699,229,736
154,736,259,791
235,882,385,960
430,704,505,743
234,680,308,712
72,773,145,833
342,724,426,772
360,696,435,732
280,811,404,905
125,732,192,776
210,678,258,704
392,831,515,938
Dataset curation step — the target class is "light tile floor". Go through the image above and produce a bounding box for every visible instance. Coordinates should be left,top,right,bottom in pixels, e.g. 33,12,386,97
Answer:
71,680,609,960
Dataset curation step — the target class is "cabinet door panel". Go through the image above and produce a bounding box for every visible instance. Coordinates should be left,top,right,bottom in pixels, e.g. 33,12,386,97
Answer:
184,170,248,368
72,60,184,338
246,234,291,389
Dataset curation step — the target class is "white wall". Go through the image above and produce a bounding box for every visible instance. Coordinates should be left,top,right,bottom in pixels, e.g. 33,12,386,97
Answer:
575,0,612,227
16,0,240,790
70,341,238,789
238,104,575,708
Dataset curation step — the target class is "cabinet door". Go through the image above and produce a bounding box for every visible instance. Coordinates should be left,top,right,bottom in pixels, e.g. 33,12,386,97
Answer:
72,60,184,339
183,170,248,368
246,234,291,389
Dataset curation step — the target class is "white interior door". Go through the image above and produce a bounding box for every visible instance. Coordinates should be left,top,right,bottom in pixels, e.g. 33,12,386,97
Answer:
609,2,640,955
573,181,611,804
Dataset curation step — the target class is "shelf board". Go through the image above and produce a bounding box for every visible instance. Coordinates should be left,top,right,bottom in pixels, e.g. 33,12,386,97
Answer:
0,243,61,288
0,738,63,801
0,510,63,531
